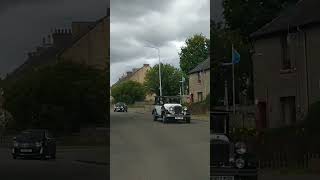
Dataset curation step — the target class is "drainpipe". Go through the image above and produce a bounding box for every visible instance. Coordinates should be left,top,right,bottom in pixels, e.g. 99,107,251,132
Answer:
297,26,309,114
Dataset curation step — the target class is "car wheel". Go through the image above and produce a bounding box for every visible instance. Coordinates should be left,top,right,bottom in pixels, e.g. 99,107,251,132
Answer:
12,155,17,159
162,114,167,123
41,153,47,160
186,117,191,124
52,154,56,160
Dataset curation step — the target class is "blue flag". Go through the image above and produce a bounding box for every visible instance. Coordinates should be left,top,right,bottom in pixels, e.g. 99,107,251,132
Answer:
232,48,240,64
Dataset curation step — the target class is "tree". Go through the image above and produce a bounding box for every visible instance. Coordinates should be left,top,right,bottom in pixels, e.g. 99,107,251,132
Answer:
111,81,145,104
211,21,254,106
144,64,185,96
3,62,108,133
179,34,210,75
223,0,298,37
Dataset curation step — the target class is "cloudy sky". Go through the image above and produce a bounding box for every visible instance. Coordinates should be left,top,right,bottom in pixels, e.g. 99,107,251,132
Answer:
110,0,210,85
0,0,108,78
211,0,224,22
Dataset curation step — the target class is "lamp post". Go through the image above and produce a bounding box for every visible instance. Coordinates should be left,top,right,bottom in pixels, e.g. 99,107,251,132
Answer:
145,45,162,96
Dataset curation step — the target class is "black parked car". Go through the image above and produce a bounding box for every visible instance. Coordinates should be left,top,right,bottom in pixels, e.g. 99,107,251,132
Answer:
12,129,56,160
211,110,258,180
114,102,128,112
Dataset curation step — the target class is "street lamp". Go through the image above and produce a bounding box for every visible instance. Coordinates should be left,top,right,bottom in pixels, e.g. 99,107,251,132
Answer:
145,45,162,96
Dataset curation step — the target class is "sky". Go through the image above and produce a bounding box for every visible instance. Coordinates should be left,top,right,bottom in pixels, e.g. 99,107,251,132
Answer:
110,0,210,85
0,0,108,78
211,0,224,23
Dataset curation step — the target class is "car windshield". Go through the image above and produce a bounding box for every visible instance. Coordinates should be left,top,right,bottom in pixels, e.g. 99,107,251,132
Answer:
16,131,44,141
116,103,125,106
164,97,180,104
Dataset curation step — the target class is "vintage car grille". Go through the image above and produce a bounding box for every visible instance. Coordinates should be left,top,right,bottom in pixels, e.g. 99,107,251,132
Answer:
173,106,182,114
211,140,230,166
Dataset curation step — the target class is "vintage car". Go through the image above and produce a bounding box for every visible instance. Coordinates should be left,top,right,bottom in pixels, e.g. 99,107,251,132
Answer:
114,102,128,112
211,110,258,180
152,96,191,123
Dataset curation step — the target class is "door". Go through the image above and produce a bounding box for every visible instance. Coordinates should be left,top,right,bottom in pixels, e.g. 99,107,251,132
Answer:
257,102,267,130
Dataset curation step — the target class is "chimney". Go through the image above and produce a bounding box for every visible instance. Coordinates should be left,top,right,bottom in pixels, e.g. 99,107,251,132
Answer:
126,71,133,76
47,35,52,44
42,37,46,46
52,28,72,50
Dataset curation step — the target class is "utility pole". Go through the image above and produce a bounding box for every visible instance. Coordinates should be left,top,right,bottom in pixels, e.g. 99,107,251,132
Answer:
224,80,229,111
232,44,236,114
145,45,162,96
157,48,162,96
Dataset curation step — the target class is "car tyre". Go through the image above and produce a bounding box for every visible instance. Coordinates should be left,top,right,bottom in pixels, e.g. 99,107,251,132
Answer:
186,117,191,124
52,154,56,160
12,155,17,159
162,114,167,124
152,110,157,121
41,153,47,160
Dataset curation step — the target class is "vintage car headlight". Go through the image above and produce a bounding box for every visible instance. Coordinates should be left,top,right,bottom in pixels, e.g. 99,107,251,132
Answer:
235,157,245,169
169,107,173,111
35,142,42,147
183,107,188,111
235,142,247,154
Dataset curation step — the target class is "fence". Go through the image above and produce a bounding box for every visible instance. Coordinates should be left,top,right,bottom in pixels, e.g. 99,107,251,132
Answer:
219,105,256,129
257,152,320,170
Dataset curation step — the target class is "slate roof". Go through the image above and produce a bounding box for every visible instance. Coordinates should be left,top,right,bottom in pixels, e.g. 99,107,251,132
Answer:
188,58,210,74
251,0,320,38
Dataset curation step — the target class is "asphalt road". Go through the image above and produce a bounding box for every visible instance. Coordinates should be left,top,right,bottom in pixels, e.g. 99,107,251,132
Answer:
110,110,210,180
0,146,108,180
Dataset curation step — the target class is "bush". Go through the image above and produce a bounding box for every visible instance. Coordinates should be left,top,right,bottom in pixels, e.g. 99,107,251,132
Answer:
111,81,145,104
3,62,107,134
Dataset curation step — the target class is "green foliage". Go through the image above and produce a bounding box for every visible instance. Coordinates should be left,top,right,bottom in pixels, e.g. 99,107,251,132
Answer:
3,62,107,133
179,34,210,75
223,0,298,37
111,81,145,104
144,64,184,96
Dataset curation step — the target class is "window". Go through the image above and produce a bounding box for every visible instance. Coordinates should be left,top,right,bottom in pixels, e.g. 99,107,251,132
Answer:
197,72,201,83
281,34,291,70
280,96,296,126
197,92,203,102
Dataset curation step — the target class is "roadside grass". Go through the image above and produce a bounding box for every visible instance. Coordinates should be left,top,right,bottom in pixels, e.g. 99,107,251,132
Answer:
192,113,209,121
127,104,145,108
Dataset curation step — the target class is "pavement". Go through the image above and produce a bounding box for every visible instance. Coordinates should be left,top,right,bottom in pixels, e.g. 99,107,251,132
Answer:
0,142,108,180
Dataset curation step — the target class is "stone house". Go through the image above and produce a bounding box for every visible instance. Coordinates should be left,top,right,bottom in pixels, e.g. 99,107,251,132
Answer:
58,15,109,71
112,64,155,102
188,58,210,103
7,13,110,82
251,0,320,129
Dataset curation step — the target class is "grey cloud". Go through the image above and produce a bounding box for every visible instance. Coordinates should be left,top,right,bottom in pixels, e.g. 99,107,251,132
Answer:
211,0,224,22
111,0,172,21
110,0,210,84
0,0,107,76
